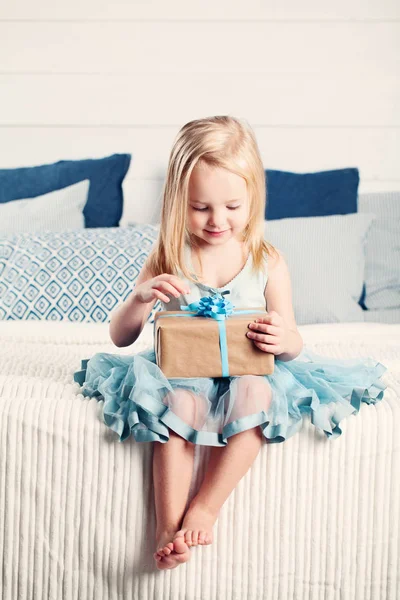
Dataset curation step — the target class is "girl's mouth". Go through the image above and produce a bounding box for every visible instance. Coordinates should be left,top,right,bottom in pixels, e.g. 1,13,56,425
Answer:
205,229,228,237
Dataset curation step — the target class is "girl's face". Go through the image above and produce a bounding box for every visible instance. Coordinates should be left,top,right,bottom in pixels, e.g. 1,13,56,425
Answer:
187,164,249,246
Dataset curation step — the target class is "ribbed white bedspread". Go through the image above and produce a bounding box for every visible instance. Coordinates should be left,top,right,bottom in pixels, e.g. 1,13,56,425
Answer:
0,321,399,600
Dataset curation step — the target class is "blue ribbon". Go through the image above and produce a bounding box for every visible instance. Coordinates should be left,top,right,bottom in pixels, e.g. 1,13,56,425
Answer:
157,290,266,377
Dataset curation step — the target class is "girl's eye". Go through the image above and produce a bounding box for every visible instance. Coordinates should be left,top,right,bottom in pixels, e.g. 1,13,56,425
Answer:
192,206,240,211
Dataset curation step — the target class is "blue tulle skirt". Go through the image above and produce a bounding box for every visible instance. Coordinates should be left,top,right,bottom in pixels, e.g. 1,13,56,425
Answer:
73,346,388,447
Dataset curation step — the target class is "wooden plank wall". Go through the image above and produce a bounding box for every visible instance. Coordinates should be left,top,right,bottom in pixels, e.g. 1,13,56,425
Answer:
0,1,399,223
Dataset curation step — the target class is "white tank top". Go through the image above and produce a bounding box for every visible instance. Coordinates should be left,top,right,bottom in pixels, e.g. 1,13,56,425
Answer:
161,243,269,311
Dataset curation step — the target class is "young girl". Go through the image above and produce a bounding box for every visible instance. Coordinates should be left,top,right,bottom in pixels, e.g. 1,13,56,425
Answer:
74,115,387,571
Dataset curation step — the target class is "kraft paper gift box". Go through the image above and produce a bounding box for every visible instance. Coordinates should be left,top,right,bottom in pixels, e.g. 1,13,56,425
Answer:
154,303,275,378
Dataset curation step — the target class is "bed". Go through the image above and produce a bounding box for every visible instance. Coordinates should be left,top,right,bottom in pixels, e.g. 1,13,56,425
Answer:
0,319,398,599
0,162,399,599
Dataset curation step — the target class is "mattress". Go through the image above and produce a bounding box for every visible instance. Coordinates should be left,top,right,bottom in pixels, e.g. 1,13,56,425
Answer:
0,320,399,600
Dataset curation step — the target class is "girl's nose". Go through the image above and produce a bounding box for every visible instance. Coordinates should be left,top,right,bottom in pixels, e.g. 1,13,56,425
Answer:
208,212,226,227
208,220,226,229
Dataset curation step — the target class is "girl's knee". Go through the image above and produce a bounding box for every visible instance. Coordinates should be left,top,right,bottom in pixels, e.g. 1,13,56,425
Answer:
234,375,272,412
163,388,209,429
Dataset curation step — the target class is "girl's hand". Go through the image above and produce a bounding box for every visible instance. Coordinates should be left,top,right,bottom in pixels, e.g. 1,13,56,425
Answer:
134,274,191,305
246,311,290,356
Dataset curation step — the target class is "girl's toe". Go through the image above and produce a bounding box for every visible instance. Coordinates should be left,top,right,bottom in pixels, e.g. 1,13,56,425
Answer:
198,531,206,544
185,530,193,546
191,531,199,545
163,543,173,556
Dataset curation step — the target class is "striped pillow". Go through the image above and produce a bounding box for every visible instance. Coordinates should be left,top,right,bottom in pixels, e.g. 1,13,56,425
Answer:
0,180,89,234
264,212,375,325
358,191,400,310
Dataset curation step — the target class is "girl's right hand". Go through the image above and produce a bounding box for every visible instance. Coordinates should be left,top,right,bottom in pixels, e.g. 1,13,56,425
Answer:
133,274,191,304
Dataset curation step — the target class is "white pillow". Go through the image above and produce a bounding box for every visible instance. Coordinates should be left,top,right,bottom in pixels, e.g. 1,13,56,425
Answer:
0,179,89,234
264,212,376,325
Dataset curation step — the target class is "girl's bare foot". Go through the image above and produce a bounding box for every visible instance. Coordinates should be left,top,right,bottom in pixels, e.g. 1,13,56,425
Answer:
153,529,191,570
173,502,217,548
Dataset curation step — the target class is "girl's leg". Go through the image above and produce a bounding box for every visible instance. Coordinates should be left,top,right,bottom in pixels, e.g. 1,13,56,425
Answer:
175,376,272,548
152,388,208,568
153,431,194,538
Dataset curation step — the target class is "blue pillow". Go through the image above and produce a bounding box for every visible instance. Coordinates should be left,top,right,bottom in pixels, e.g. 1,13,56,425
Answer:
265,168,359,220
0,154,131,228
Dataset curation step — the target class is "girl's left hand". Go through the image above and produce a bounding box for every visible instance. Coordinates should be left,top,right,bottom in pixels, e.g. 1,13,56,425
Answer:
246,311,290,356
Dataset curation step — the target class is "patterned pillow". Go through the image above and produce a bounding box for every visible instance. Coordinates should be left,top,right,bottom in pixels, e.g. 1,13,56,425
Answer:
0,226,162,323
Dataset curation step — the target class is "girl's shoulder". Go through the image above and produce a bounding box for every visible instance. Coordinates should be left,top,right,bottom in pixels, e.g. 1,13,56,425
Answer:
264,244,282,271
250,243,280,276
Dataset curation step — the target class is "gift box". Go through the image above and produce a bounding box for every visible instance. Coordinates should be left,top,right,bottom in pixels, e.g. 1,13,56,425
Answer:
154,292,275,378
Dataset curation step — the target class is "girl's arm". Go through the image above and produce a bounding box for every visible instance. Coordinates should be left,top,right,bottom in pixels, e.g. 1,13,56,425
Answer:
265,249,303,360
109,263,157,348
246,248,303,361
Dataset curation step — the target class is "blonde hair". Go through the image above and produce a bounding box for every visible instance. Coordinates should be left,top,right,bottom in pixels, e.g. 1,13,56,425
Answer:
147,115,279,282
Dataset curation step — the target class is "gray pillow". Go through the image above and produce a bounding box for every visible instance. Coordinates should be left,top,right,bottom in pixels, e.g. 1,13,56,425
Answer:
358,191,400,310
363,308,400,324
264,212,375,325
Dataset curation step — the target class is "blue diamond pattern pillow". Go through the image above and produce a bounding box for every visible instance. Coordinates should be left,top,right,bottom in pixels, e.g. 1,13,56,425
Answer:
0,226,162,323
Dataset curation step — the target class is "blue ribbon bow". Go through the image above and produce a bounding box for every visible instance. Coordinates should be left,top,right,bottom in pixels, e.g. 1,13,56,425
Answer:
157,290,265,377
180,289,234,319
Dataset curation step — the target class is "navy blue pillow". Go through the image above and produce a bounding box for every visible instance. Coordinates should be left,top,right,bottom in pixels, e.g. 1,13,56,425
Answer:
265,168,359,220
0,153,131,228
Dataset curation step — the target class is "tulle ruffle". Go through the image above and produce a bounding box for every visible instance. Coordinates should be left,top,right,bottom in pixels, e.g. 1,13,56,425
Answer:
73,347,387,446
